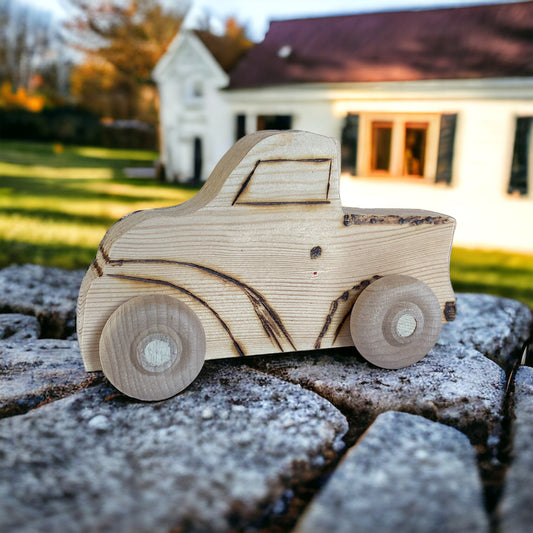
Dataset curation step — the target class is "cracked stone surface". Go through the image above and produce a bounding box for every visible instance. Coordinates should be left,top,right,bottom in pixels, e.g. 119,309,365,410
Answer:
248,344,506,449
0,339,102,418
1,264,532,532
438,293,533,371
0,363,348,533
294,411,488,533
0,264,84,338
499,366,533,533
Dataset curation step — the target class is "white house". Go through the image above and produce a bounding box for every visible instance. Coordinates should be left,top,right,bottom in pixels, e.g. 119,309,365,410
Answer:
153,1,533,252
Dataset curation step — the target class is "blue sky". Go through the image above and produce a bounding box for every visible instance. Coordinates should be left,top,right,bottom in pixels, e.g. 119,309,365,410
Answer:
24,0,522,40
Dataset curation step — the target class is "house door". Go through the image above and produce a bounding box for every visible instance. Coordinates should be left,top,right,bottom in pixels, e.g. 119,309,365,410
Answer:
193,137,202,182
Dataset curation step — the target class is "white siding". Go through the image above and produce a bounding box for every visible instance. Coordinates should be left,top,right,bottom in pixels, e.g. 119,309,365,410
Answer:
156,37,533,251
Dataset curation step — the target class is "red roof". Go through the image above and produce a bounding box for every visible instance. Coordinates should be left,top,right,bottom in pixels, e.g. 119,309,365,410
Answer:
194,30,252,73
229,2,533,88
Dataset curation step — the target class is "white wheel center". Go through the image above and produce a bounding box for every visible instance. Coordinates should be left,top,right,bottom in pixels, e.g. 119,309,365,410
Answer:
136,333,180,373
396,314,417,337
145,339,171,366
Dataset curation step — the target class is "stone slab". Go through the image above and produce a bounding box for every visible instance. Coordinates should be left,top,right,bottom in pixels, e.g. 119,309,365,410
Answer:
0,264,84,338
0,313,40,342
0,339,102,418
248,344,506,449
294,411,489,533
438,293,533,371
499,366,533,533
0,361,348,533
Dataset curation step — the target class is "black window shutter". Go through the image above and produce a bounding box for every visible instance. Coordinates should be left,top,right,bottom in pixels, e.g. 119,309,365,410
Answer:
436,113,457,184
341,113,359,175
508,117,531,196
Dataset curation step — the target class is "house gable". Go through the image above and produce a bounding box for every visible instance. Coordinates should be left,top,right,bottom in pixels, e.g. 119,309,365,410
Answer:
153,30,228,88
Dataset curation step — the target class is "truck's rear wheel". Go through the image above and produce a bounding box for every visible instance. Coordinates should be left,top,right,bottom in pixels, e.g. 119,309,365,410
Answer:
99,294,206,401
350,275,442,369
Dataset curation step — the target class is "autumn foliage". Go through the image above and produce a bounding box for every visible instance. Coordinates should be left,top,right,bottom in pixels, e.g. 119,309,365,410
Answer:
0,81,45,112
66,0,188,125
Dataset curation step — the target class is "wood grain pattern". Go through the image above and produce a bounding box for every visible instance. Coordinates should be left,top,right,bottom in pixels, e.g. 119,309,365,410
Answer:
77,130,455,399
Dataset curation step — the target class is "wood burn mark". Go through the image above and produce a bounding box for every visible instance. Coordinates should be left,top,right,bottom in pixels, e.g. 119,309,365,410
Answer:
93,259,103,277
107,273,245,357
107,259,296,353
444,300,456,322
234,201,330,206
314,275,382,349
99,245,110,263
343,214,452,227
310,246,322,259
232,160,260,206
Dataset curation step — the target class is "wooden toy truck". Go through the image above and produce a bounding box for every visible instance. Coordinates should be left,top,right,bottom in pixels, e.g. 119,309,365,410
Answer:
77,130,456,401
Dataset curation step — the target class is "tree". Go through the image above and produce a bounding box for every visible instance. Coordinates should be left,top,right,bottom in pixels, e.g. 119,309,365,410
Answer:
65,0,189,124
194,17,254,73
0,0,63,107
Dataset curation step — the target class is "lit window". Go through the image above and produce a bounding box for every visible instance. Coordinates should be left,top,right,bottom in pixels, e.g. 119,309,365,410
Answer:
341,113,456,183
403,123,428,176
371,122,392,172
348,113,444,180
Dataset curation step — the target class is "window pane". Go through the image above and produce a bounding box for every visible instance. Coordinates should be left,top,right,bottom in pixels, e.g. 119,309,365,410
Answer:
257,115,292,130
371,122,392,172
193,81,203,98
404,123,428,176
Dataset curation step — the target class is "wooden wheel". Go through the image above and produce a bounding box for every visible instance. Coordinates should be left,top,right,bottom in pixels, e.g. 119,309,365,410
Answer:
99,294,206,401
350,275,442,369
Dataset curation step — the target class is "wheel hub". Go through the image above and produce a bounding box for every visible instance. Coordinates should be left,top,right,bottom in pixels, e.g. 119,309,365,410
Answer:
136,332,181,373
396,313,417,338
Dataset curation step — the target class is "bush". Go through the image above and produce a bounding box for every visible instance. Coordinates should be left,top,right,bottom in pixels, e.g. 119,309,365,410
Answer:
0,106,100,145
0,107,157,149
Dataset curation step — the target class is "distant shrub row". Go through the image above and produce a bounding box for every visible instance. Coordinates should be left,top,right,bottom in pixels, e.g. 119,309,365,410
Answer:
0,107,157,150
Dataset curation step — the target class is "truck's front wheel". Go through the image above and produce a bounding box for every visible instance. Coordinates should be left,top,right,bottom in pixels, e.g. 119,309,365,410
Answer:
99,294,206,401
350,275,442,369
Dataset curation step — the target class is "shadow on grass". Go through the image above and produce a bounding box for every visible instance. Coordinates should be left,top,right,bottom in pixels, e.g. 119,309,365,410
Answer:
1,207,118,227
0,240,97,271
0,175,179,204
0,142,157,169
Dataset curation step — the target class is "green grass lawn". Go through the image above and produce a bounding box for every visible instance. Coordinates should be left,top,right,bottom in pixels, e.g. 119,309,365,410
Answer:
1,140,532,308
0,140,199,270
450,248,533,308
